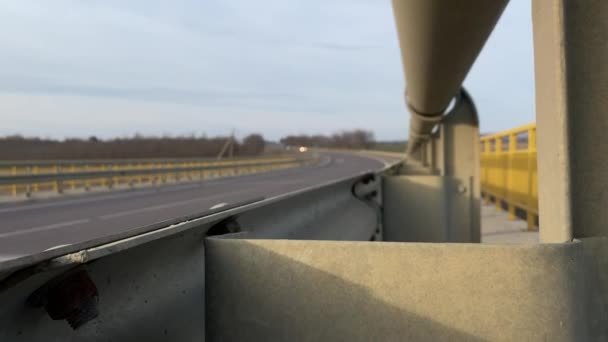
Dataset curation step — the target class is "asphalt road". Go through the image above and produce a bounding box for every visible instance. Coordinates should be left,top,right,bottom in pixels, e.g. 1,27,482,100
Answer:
0,153,390,259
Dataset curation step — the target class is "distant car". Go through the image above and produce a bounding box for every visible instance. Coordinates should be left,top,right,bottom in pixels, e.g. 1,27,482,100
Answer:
299,147,308,152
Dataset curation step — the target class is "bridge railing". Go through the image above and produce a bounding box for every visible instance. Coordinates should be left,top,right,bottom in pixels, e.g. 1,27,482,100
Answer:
0,155,310,198
480,123,538,230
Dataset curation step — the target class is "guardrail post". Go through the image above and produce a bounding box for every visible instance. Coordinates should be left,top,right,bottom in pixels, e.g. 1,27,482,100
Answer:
84,165,91,191
70,165,76,190
507,133,517,220
11,166,17,197
526,127,537,231
32,166,39,193
494,137,502,212
138,163,144,185
25,166,32,197
107,165,114,189
384,88,480,243
54,166,62,193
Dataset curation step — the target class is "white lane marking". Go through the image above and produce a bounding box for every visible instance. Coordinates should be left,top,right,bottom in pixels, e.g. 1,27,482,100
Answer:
209,202,228,210
98,198,207,220
0,166,292,214
0,189,159,214
98,190,243,220
317,156,332,167
0,254,25,262
360,154,392,167
45,244,71,251
336,158,345,164
0,219,91,238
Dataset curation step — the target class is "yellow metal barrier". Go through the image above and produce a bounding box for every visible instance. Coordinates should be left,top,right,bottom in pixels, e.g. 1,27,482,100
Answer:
0,156,301,198
481,123,538,231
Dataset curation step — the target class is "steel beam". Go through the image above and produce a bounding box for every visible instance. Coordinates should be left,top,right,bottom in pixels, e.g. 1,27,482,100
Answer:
391,0,508,154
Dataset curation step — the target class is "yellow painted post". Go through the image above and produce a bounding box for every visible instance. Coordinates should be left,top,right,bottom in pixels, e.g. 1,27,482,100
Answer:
70,165,76,190
24,166,32,197
84,165,91,191
11,166,17,197
138,164,144,185
53,166,61,193
112,164,118,188
507,133,517,220
102,165,107,187
32,166,39,192
527,127,537,231
495,136,502,212
481,140,490,205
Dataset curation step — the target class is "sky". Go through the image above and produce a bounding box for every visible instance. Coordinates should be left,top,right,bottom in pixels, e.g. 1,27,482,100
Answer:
0,0,535,141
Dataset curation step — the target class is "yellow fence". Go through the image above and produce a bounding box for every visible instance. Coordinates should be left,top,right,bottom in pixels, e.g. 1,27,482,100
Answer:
0,156,301,198
480,123,538,231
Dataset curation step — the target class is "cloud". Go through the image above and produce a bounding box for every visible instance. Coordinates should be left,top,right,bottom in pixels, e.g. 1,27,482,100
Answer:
0,0,534,140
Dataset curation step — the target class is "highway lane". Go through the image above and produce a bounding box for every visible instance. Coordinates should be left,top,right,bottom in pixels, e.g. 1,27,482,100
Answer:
0,153,391,259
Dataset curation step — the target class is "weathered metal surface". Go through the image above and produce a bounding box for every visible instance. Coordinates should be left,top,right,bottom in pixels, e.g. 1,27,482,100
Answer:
2,0,608,339
384,88,480,243
0,159,393,340
206,236,607,341
391,0,508,154
384,176,467,242
533,0,608,242
1,223,209,341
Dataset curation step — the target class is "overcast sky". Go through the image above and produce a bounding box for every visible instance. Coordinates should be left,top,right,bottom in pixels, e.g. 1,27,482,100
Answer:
0,0,534,141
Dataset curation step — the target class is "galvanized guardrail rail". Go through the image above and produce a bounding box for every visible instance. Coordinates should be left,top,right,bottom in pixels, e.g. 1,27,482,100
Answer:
0,155,310,197
2,0,608,341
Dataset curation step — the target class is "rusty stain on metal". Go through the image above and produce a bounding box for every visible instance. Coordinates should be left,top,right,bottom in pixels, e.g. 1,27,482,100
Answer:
27,269,99,330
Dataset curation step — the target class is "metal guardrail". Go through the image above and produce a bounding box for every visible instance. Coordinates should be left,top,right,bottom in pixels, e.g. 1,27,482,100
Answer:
0,155,289,167
480,123,537,230
0,156,310,197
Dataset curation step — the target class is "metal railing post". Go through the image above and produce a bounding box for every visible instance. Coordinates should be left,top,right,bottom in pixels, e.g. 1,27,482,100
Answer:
494,136,502,212
25,166,32,197
32,166,39,193
53,166,61,193
507,133,517,220
84,165,91,191
11,166,17,197
526,127,537,231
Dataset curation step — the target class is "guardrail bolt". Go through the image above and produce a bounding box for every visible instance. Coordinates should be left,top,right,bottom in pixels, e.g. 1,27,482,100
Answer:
27,269,99,330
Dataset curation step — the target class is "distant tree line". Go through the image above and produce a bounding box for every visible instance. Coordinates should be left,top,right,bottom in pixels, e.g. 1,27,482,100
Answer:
0,133,266,160
279,130,375,149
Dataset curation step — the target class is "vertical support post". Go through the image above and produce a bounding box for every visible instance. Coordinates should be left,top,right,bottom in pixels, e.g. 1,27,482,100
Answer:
420,142,429,166
25,166,32,197
137,164,143,185
480,140,490,205
84,165,91,191
507,133,517,220
439,88,481,243
533,0,608,241
11,166,17,197
32,166,39,193
70,165,76,190
494,136,502,212
53,165,61,193
527,127,537,231
107,165,114,189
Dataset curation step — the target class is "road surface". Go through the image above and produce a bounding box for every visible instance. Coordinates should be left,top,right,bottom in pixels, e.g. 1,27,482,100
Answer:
0,153,391,259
